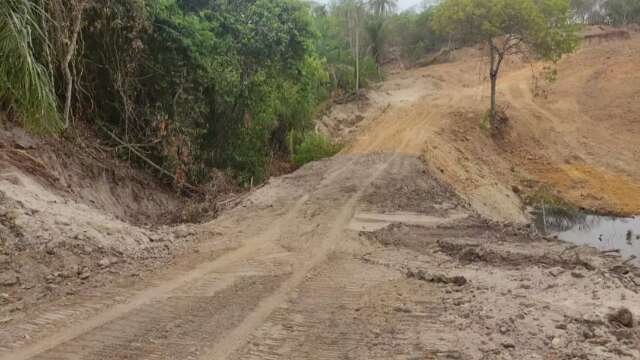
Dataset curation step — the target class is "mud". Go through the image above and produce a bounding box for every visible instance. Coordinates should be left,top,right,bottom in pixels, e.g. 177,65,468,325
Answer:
535,209,640,265
2,151,639,359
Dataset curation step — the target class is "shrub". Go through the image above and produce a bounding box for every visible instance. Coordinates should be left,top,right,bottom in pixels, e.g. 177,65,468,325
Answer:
77,0,326,185
0,0,61,133
292,133,340,166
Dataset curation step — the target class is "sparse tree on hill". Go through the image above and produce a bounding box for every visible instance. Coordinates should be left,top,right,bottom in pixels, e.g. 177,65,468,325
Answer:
433,0,578,127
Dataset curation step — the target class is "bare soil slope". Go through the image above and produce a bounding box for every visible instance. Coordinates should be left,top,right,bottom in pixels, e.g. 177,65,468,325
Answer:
345,28,640,220
0,126,204,317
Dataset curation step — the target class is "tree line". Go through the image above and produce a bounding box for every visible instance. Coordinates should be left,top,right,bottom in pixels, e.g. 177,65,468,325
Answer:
571,0,640,25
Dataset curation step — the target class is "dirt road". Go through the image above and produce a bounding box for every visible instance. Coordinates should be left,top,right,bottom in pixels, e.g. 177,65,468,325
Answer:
3,150,640,359
3,34,640,359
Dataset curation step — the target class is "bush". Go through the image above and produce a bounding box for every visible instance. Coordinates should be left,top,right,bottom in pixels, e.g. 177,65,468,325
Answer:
0,0,62,133
76,0,326,185
292,133,340,166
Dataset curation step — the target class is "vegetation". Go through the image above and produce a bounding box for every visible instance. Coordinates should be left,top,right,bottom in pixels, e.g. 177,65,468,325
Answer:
292,133,341,167
571,0,640,25
0,0,61,133
385,7,447,62
2,0,446,188
603,0,640,25
433,0,578,125
3,0,637,190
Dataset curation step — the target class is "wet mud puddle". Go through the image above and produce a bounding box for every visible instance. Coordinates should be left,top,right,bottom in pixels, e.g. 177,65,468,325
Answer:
535,209,640,264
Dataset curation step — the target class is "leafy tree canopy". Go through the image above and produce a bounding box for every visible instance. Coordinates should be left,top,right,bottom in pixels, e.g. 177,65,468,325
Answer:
433,0,577,62
433,0,577,123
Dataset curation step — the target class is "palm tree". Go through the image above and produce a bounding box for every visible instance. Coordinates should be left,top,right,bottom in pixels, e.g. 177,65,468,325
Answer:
336,0,366,93
368,0,397,16
0,0,61,133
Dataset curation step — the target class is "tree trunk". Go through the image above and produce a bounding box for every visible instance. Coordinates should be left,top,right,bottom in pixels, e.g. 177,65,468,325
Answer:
355,11,360,95
62,2,85,130
489,43,497,126
490,72,497,127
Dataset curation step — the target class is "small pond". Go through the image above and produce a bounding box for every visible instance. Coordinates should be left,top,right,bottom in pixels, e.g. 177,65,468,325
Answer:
533,207,640,264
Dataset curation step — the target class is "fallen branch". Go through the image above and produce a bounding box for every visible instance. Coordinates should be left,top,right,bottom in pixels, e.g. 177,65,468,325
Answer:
99,125,200,194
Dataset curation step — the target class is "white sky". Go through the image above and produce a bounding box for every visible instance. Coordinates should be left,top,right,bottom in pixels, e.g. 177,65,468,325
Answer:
316,0,425,12
397,0,424,11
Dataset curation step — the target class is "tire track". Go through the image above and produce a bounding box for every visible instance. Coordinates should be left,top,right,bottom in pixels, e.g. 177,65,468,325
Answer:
199,156,397,360
0,193,309,360
28,275,285,360
233,258,396,360
3,154,395,360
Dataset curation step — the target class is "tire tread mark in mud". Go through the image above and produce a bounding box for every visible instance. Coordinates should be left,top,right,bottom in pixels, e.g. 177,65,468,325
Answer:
200,156,397,360
0,195,308,360
28,275,284,360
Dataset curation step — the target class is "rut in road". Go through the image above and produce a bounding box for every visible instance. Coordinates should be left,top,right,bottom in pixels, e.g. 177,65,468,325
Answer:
1,154,470,360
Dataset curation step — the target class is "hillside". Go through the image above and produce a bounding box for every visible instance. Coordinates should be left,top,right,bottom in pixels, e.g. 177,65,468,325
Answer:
343,26,640,221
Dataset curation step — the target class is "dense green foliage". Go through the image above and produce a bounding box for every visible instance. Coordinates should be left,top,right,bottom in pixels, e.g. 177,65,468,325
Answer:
292,133,341,167
385,7,446,61
603,0,640,25
310,1,379,96
77,0,328,186
6,0,633,189
0,0,61,133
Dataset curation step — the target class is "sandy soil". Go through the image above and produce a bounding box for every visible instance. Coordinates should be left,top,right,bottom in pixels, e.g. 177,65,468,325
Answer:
1,28,640,360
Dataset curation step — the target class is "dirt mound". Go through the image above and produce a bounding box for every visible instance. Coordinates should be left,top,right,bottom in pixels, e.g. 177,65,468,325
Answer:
0,125,207,318
0,126,180,224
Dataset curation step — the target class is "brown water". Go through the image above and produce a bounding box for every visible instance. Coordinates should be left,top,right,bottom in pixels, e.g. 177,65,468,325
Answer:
535,209,640,264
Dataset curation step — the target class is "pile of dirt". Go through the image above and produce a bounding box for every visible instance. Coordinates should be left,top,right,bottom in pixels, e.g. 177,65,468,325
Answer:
0,125,210,318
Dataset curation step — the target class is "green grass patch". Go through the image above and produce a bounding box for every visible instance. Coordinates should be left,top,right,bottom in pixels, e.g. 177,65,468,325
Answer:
526,185,580,218
292,133,340,167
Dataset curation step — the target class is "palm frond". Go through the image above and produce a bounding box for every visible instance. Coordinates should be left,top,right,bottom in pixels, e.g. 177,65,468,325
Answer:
0,0,61,133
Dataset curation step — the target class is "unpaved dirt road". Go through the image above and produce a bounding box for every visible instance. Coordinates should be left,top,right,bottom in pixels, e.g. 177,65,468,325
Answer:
3,32,640,359
3,153,640,358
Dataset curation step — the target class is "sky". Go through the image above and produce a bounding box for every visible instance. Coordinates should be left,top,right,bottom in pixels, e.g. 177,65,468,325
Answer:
396,0,424,11
316,0,426,12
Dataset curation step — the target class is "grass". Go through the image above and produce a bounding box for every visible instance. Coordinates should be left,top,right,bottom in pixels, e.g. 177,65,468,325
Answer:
292,133,341,167
526,185,583,223
479,110,492,134
0,0,61,133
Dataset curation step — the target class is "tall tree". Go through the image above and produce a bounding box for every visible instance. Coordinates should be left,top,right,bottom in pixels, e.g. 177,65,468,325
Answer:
433,0,577,125
336,0,367,93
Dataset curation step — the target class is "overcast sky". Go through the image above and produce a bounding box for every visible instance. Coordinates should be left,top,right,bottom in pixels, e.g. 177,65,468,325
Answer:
396,0,424,11
316,0,426,12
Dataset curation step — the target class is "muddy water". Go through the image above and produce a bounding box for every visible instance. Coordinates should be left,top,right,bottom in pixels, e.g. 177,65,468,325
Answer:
535,210,640,264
